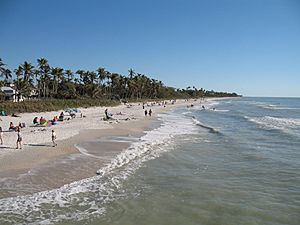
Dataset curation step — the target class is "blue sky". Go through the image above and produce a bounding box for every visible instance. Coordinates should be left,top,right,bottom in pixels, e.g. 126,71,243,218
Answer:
1,0,300,97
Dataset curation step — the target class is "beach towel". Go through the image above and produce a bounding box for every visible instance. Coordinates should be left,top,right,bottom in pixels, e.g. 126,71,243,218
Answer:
0,111,7,116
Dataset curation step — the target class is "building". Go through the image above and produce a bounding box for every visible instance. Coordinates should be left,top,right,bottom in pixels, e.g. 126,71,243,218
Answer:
0,86,24,102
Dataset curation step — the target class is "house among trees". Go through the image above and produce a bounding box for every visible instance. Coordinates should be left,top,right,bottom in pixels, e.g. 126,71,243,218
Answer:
0,86,21,102
0,85,38,102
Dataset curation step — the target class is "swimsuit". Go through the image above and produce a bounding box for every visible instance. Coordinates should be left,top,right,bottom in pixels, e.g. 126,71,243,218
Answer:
17,132,22,142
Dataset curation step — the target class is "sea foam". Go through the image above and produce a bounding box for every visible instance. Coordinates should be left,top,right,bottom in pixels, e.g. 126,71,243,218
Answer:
0,110,197,225
245,116,300,131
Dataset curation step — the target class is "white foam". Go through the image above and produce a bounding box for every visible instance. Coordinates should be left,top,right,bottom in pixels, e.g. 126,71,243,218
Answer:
245,116,300,131
260,104,299,110
191,117,219,133
213,109,229,112
0,111,197,224
250,101,300,110
75,144,108,159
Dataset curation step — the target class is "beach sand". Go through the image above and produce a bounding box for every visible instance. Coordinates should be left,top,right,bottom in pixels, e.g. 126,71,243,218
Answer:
0,99,193,198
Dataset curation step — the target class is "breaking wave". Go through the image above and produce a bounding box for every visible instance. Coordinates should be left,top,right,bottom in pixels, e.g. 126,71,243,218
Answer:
0,111,197,225
245,116,300,132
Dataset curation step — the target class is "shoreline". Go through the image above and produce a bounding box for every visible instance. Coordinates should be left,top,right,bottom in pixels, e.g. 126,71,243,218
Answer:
0,97,229,198
0,99,183,198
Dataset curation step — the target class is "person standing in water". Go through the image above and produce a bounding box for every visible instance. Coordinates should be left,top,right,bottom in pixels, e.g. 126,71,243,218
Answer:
16,127,22,149
52,130,57,147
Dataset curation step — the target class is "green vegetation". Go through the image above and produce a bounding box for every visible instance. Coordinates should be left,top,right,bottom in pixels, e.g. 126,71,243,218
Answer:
0,57,240,113
0,99,119,115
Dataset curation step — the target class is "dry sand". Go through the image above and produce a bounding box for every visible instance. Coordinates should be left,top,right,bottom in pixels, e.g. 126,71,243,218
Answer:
0,99,197,197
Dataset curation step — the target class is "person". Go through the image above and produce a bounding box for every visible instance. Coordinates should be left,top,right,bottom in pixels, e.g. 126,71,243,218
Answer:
104,108,109,119
9,122,15,130
149,109,152,116
0,126,3,145
52,116,58,125
144,110,148,116
40,116,46,123
18,122,26,128
16,128,22,149
33,117,38,124
70,112,76,119
52,130,57,147
58,112,64,121
104,108,113,120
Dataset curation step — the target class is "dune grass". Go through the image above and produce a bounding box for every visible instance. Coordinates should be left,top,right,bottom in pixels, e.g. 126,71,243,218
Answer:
0,99,120,115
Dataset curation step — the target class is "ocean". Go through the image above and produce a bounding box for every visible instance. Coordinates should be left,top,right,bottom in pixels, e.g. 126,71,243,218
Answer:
0,97,299,225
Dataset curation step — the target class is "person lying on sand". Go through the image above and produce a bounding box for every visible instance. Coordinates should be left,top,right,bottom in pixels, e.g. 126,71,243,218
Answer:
12,113,21,117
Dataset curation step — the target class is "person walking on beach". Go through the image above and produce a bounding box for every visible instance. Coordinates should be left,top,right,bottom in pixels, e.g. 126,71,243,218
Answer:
52,130,57,147
144,110,148,116
0,126,3,145
104,108,109,120
149,109,152,116
16,127,22,149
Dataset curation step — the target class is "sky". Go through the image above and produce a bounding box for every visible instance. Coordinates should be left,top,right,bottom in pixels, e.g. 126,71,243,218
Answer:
0,0,300,97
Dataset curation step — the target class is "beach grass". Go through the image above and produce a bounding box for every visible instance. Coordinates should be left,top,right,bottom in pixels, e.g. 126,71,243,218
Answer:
0,98,120,114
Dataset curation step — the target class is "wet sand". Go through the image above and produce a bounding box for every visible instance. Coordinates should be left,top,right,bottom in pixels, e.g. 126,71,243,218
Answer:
0,116,159,198
0,98,220,198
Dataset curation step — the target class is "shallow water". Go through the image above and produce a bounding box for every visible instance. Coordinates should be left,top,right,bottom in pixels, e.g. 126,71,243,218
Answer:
0,97,299,225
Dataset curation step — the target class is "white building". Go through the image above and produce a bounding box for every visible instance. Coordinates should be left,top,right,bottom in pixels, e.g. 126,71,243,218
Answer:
0,86,24,102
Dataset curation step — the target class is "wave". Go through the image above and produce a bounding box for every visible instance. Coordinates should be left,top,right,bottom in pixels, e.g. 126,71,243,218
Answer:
213,109,229,112
191,117,219,134
249,101,299,110
245,116,300,131
193,101,220,110
260,105,299,110
0,112,197,225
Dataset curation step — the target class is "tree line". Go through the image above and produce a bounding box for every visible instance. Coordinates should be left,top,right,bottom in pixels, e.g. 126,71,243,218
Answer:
0,57,240,101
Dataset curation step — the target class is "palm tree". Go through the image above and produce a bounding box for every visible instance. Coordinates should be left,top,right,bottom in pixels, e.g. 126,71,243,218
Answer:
0,58,12,82
37,58,51,98
3,69,12,81
21,61,34,81
0,58,6,77
96,67,107,86
51,67,64,95
89,71,97,84
14,66,23,80
65,69,73,82
76,70,85,83
128,68,135,79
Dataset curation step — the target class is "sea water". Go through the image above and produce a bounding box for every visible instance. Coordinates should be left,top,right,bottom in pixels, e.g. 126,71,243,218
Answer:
0,97,299,225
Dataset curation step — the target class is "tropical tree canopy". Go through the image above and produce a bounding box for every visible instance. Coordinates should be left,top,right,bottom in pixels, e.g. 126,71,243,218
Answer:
0,57,240,100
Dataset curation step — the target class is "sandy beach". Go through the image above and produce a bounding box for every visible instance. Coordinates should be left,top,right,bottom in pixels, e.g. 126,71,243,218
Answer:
0,99,195,198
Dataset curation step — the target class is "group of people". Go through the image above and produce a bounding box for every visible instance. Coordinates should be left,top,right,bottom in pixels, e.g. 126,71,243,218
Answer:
0,117,58,149
9,121,26,130
0,122,24,149
33,112,65,126
0,117,23,148
144,109,152,116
